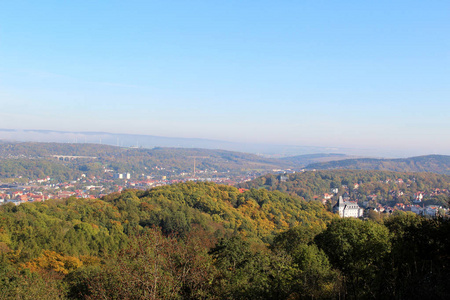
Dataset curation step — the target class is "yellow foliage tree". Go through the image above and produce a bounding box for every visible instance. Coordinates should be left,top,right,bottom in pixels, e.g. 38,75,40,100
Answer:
21,250,83,275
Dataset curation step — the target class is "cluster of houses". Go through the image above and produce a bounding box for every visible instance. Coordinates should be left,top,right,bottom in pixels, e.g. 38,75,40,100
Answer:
0,191,47,205
331,195,447,218
0,189,100,205
369,203,448,217
0,170,258,206
326,184,449,218
321,176,450,219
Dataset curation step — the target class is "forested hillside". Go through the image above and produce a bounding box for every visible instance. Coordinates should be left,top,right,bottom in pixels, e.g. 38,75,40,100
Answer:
0,182,449,299
306,155,450,175
0,182,331,254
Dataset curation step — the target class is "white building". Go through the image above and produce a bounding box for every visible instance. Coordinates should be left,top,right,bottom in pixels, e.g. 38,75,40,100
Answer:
333,196,364,218
113,173,124,179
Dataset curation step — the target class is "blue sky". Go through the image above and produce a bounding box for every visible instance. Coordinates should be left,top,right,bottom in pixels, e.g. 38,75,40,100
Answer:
1,1,449,155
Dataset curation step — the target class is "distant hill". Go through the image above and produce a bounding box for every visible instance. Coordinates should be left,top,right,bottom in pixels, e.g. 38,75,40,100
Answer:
0,142,295,180
305,155,450,175
281,153,353,167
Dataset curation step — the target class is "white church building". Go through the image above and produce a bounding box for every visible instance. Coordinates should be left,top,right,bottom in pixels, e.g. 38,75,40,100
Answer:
333,196,364,218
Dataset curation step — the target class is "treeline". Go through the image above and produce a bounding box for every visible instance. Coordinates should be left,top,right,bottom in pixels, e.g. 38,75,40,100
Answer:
239,170,450,206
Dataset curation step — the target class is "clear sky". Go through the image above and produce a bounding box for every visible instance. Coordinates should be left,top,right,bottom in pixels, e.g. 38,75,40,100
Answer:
1,1,449,155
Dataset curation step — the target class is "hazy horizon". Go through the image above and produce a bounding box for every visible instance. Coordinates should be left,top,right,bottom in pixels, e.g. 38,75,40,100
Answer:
1,1,449,155
0,127,447,159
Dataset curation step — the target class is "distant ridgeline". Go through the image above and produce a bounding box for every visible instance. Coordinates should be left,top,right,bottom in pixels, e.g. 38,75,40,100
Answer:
238,170,450,207
0,181,449,299
305,154,450,175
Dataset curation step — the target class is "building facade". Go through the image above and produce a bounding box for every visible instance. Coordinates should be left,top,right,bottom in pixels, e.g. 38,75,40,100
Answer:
333,196,364,218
